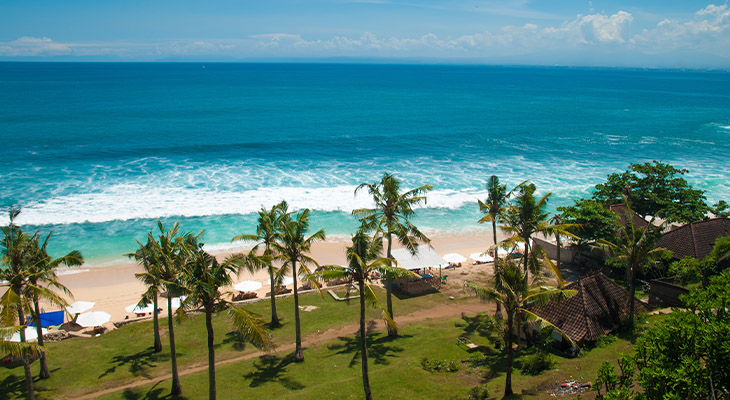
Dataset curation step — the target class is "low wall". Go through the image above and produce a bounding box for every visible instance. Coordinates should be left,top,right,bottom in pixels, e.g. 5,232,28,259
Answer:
532,237,576,263
649,277,689,307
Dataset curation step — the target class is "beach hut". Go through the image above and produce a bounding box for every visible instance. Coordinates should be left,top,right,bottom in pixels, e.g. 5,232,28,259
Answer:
391,246,448,294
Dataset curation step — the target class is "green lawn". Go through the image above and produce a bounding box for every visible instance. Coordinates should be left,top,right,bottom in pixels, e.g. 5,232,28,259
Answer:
1,286,655,400
0,288,455,399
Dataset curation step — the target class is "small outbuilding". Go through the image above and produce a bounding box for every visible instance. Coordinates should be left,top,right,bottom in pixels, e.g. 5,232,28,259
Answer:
528,272,649,345
389,246,447,294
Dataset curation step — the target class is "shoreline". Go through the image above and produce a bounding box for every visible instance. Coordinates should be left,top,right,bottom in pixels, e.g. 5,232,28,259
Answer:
53,229,503,322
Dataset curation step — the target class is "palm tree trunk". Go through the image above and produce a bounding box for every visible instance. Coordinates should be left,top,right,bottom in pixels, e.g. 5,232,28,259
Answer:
505,310,514,396
205,307,216,400
523,240,529,279
385,234,396,337
555,234,561,272
16,297,35,400
152,295,162,352
492,220,502,319
293,260,304,362
167,296,182,395
358,279,372,400
269,266,280,327
627,264,637,324
32,297,50,379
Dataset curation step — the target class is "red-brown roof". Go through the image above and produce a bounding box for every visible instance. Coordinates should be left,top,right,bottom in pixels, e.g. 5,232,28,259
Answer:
529,272,648,343
658,218,730,260
609,203,649,228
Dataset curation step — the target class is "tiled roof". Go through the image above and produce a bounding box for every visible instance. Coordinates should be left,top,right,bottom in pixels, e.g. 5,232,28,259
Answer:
609,204,649,228
529,272,648,343
658,218,730,260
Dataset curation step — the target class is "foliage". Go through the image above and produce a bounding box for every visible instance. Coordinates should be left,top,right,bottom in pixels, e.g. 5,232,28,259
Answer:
594,334,617,348
668,256,706,285
712,200,730,217
520,350,552,375
711,234,730,261
592,354,636,398
464,385,490,400
558,199,620,244
592,160,708,223
420,357,460,373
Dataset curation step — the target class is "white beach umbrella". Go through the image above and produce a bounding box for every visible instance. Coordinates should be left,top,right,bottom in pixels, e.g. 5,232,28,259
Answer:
76,311,111,328
124,303,155,314
9,327,48,343
170,296,187,309
281,276,294,286
234,280,263,292
470,252,495,263
66,301,95,314
442,253,467,263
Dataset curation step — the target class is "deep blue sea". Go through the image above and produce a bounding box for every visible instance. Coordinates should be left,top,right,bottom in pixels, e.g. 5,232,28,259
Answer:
1,62,729,265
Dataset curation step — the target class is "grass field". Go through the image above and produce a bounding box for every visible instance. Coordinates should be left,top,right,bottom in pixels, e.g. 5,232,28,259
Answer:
0,287,653,400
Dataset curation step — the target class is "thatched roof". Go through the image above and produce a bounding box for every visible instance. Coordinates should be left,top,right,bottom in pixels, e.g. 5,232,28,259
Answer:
658,218,730,260
529,272,648,343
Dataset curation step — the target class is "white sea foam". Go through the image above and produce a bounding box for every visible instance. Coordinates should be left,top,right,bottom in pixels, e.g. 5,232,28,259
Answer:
55,268,90,276
11,184,492,226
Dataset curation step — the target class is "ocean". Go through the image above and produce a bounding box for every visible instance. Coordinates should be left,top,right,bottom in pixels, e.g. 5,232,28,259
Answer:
1,62,728,264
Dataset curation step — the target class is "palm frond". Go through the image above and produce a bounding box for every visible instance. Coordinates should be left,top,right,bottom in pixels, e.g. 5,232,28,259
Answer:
228,305,274,352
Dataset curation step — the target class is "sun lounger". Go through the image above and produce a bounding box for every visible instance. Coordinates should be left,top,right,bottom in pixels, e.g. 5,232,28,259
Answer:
457,337,480,351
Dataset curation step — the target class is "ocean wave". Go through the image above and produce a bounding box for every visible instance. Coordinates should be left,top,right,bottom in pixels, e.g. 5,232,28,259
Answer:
9,184,495,226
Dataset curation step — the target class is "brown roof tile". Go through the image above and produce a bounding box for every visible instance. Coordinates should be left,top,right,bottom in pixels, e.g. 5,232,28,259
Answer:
658,218,730,260
529,272,648,343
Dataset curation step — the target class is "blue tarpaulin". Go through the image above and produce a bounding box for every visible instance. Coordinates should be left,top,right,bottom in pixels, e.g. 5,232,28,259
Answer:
27,310,65,327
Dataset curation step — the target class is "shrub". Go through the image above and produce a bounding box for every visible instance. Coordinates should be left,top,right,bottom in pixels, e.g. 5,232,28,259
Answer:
521,350,553,375
595,334,617,348
465,384,490,400
420,357,460,373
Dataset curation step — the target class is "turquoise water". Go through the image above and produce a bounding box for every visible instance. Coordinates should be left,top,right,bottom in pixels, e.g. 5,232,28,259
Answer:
1,63,729,264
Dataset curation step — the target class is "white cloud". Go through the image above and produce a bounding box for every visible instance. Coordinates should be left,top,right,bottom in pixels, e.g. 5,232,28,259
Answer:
0,4,728,65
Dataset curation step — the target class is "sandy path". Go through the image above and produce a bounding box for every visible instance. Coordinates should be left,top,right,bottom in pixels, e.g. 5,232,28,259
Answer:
76,299,489,400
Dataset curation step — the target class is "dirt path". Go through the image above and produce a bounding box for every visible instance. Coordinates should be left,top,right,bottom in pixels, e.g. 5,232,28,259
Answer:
77,299,487,400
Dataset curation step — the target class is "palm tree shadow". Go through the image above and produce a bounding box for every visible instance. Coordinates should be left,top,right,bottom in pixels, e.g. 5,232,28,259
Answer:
120,382,189,400
220,331,249,351
0,374,24,400
99,348,170,379
457,313,498,340
242,353,305,390
326,331,407,368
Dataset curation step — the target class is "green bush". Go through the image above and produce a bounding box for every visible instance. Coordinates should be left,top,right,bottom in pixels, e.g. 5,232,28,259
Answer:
595,334,617,348
420,357,460,373
465,384,490,400
520,350,553,375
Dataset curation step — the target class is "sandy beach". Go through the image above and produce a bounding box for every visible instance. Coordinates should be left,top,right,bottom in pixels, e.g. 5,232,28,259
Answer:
52,230,506,322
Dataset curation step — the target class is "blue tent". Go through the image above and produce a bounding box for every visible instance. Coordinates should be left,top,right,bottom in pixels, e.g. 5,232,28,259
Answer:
27,310,65,327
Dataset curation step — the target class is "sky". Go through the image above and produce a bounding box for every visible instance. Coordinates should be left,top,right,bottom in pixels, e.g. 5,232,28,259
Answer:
0,0,728,67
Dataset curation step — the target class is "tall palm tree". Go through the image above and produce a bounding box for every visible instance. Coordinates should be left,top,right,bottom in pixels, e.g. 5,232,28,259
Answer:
465,261,576,396
145,221,198,396
353,172,432,336
24,232,83,379
271,208,325,362
233,201,287,327
319,230,408,400
1,208,38,400
500,183,577,287
549,214,563,271
181,244,273,400
0,290,43,367
129,237,163,353
598,197,664,323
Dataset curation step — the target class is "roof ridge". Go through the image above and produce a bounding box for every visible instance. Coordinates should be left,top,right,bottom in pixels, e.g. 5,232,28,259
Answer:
580,277,591,342
689,221,698,258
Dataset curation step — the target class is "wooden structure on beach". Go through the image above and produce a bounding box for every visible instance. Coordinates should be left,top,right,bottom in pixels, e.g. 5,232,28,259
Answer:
390,246,447,295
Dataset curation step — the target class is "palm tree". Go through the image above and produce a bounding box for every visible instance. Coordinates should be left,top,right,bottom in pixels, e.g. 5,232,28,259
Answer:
1,208,40,400
233,201,287,327
0,326,42,359
549,214,563,271
465,261,576,396
353,172,432,336
271,208,325,362
24,232,83,379
181,244,273,400
129,237,163,353
319,230,409,400
597,197,664,323
145,221,197,396
500,183,577,286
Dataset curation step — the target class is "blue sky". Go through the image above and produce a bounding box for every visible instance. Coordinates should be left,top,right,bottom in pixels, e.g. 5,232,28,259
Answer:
1,1,728,67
